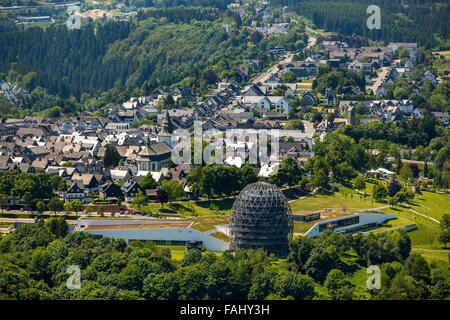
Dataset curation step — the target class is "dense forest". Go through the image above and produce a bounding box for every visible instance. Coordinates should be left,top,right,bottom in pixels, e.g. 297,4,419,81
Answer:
1,1,448,108
0,20,134,98
0,9,278,98
271,0,449,46
0,218,448,300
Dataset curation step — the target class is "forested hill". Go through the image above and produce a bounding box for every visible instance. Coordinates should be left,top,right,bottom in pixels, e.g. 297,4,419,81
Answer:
271,0,449,46
1,1,448,102
0,9,277,99
0,21,134,99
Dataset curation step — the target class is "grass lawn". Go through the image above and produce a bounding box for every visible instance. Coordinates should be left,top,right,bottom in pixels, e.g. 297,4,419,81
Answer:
290,189,383,212
433,50,450,59
22,22,52,30
434,59,450,72
156,245,187,261
190,215,229,233
297,82,313,90
410,248,449,264
293,221,317,235
155,245,224,261
290,181,447,265
137,198,234,217
0,222,13,227
379,205,446,259
365,214,415,234
407,191,450,222
313,284,330,300
432,51,450,72
350,267,369,288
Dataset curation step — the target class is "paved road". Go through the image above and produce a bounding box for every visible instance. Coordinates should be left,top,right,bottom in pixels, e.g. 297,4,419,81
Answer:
304,26,318,49
367,66,389,94
251,25,318,84
251,26,317,85
385,157,433,166
252,53,294,84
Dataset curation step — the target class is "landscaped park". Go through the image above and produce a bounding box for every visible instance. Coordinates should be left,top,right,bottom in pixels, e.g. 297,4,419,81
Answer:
124,177,450,264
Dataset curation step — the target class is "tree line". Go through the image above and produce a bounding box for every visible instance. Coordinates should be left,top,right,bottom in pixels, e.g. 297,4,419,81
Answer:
270,0,447,46
0,219,447,300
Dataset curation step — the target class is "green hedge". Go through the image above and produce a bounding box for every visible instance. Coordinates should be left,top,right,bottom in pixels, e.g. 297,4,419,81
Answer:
0,213,79,220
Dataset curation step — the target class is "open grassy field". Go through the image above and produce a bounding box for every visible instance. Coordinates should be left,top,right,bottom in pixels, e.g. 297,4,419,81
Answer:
432,51,450,72
293,221,316,235
350,267,369,288
411,248,449,264
364,214,414,234
190,215,229,233
433,50,450,59
289,180,448,265
155,245,224,261
136,198,234,217
210,232,230,242
289,190,382,212
407,191,450,222
156,245,187,261
377,205,449,264
0,222,13,227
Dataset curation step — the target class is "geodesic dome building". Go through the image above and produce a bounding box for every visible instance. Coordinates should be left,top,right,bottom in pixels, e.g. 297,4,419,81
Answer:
229,182,293,257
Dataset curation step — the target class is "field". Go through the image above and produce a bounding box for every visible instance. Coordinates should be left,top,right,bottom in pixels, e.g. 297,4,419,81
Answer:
349,267,369,289
297,79,314,91
0,222,13,227
370,198,449,263
190,215,229,233
289,182,449,264
112,182,450,264
155,245,223,261
433,50,450,59
293,221,317,235
411,248,449,264
210,232,230,242
289,190,381,212
156,245,187,261
382,206,442,247
136,198,234,217
432,51,450,72
364,214,414,234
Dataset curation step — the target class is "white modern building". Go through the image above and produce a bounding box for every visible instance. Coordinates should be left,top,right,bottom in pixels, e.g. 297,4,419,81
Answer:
241,96,291,113
304,213,397,237
75,219,229,252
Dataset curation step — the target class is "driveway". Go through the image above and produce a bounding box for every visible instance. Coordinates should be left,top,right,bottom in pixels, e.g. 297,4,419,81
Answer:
368,67,389,94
